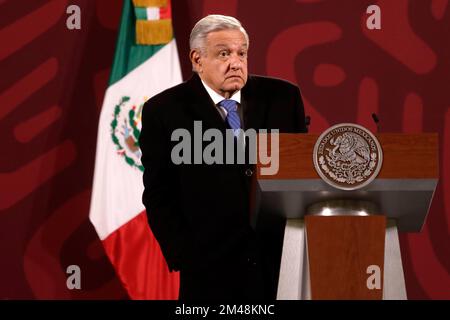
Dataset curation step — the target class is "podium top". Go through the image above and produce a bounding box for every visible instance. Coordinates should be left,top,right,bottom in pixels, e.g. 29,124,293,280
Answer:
257,133,438,180
256,133,439,232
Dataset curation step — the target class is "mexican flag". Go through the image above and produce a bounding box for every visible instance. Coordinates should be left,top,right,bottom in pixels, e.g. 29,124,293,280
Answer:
89,0,181,299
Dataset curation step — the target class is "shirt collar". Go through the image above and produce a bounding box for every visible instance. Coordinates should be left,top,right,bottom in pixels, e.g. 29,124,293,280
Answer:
201,79,241,105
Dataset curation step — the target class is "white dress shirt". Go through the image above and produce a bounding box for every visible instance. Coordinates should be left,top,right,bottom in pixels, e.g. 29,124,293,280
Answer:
201,79,241,121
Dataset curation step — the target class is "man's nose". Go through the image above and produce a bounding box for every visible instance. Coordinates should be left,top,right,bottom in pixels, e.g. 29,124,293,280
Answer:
229,54,243,70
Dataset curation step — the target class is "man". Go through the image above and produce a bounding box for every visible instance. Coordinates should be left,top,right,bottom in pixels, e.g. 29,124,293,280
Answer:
139,15,306,301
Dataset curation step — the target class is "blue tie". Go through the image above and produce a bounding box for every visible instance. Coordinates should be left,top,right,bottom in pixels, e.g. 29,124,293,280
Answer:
219,99,241,137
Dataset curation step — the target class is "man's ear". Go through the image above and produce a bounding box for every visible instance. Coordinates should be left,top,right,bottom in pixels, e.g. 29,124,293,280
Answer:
190,49,202,73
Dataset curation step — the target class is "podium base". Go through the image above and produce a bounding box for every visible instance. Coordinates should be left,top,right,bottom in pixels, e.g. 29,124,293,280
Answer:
276,218,407,300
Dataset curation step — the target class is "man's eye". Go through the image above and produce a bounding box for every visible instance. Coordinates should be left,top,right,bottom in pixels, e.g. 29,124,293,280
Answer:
219,51,229,57
240,51,247,57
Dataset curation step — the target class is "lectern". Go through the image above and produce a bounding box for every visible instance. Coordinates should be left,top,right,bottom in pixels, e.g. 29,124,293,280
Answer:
255,131,438,300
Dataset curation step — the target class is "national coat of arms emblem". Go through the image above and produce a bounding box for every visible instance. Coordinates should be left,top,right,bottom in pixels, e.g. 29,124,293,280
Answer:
313,123,383,190
111,96,146,171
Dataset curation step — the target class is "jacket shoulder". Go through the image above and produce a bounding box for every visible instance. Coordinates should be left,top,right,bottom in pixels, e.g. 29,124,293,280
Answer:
142,80,190,117
246,75,300,92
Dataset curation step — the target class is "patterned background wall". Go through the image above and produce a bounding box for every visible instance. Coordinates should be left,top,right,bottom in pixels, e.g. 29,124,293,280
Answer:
0,0,449,299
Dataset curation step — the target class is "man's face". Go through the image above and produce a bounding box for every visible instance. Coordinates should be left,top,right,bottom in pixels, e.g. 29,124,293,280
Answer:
191,29,248,98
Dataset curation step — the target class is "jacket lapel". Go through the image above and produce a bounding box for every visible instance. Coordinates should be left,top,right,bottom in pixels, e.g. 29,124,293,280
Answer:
242,75,266,131
186,73,227,131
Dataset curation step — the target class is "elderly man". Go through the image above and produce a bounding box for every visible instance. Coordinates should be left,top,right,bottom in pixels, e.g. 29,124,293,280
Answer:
139,14,306,300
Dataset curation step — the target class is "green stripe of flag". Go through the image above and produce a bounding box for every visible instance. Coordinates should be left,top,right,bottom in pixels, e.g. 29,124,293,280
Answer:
109,0,164,86
134,7,148,20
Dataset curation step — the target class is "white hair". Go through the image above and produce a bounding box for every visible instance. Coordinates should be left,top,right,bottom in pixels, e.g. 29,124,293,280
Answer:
189,14,249,52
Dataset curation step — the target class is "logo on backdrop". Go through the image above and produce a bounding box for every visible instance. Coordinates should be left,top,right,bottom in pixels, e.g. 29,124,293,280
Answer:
111,96,144,172
313,123,383,190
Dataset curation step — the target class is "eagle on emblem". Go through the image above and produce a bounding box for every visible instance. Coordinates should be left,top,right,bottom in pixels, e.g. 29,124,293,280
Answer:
328,132,370,164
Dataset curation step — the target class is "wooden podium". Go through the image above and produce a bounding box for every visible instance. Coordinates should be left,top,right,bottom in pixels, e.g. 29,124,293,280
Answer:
255,133,438,300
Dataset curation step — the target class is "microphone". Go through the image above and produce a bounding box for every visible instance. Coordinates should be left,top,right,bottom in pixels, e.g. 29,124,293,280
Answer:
305,115,311,133
371,113,380,133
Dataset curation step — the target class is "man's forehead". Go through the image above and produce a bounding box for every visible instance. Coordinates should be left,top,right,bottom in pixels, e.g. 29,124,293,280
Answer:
206,30,247,44
212,43,248,49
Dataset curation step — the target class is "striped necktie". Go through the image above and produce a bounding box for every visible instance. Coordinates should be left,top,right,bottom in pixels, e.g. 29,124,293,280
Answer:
219,99,241,137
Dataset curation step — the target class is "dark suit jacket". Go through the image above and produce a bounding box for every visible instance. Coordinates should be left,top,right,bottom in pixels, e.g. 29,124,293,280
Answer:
139,73,306,300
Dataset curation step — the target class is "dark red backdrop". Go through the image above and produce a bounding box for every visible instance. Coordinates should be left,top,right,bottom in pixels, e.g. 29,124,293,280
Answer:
1,0,449,299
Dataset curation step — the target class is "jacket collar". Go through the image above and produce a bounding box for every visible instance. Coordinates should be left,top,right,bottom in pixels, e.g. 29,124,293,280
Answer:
186,73,265,131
